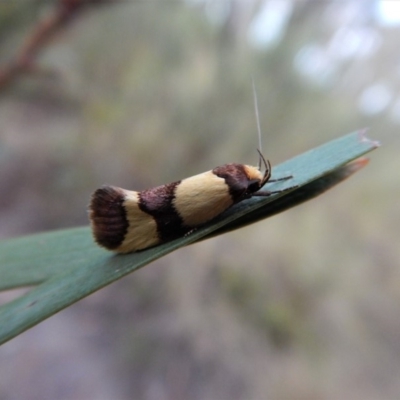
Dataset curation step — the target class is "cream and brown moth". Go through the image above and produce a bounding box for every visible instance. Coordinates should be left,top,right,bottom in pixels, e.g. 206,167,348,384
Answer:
89,151,294,253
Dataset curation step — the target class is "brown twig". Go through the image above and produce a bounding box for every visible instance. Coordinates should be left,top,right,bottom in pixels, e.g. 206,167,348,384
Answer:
0,0,113,90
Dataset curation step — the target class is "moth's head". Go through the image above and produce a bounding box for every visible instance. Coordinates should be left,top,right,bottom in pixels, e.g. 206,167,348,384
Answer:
243,150,271,194
212,152,272,201
243,165,264,194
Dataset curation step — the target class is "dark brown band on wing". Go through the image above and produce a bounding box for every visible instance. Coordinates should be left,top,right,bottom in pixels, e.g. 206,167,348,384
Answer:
139,181,188,242
212,163,249,202
89,186,128,249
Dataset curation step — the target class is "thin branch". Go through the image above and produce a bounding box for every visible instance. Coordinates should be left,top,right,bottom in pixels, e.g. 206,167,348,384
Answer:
0,0,115,90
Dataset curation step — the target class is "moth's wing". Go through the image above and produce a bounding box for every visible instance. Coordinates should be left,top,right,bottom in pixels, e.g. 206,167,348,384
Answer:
173,171,235,226
90,186,159,253
90,166,253,253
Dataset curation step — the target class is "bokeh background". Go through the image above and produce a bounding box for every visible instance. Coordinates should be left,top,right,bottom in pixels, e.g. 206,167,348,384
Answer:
0,1,398,399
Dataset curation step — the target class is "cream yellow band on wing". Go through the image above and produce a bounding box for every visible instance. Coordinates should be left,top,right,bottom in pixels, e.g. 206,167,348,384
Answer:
117,190,159,253
173,170,233,226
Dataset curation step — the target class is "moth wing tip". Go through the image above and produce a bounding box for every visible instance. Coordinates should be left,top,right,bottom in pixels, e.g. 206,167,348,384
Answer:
89,185,129,251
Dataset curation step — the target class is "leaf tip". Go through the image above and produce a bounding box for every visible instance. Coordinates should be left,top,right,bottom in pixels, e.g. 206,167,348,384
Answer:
357,128,380,148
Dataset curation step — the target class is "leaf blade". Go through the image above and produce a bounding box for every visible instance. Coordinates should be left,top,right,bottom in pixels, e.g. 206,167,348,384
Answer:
0,130,379,345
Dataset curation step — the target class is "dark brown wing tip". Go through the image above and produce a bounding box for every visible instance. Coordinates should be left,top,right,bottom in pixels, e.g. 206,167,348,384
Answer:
89,185,128,250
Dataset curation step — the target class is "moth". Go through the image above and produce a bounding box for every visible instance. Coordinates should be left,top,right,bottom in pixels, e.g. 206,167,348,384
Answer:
89,151,294,253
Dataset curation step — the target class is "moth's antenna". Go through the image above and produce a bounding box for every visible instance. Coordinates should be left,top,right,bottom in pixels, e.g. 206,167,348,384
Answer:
252,77,263,169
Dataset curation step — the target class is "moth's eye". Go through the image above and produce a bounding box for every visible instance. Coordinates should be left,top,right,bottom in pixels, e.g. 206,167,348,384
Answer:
247,180,260,193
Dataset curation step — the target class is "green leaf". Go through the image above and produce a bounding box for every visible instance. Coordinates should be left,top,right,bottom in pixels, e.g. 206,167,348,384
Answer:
0,130,379,345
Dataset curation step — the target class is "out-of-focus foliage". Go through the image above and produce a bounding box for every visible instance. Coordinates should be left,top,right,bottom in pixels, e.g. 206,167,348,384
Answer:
0,1,397,399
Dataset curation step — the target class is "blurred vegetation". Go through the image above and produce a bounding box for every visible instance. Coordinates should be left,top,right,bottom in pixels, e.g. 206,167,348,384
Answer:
0,1,397,400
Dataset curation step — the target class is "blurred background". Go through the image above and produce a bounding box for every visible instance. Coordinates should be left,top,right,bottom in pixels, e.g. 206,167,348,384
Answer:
0,0,398,399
